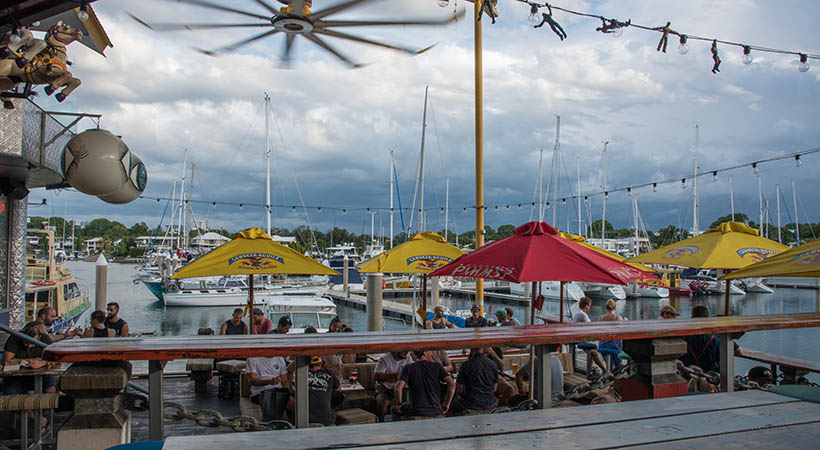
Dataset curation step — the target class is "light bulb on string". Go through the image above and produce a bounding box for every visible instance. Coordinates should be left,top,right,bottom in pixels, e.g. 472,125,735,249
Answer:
239,203,244,210
652,183,657,192
742,46,753,65
677,35,689,55
752,163,758,175
681,178,687,189
795,155,802,167
317,207,322,213
212,202,216,207
527,4,540,26
712,171,718,182
798,53,810,73
77,3,90,22
292,206,296,211
342,209,346,215
611,27,623,38
9,28,20,44
437,0,449,8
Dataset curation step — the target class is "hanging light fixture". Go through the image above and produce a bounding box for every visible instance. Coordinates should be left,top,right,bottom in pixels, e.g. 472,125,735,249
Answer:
77,2,90,22
677,35,689,55
742,45,753,65
795,155,802,167
652,183,657,192
681,178,687,189
712,171,718,182
798,53,810,72
752,163,758,175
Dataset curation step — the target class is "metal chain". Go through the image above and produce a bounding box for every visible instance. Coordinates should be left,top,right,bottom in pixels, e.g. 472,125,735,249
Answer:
162,401,294,432
553,361,637,403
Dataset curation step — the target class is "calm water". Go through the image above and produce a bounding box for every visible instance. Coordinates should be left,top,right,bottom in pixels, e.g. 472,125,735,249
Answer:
66,261,820,380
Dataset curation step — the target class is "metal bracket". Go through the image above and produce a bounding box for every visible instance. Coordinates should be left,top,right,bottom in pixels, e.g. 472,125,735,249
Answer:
38,110,102,167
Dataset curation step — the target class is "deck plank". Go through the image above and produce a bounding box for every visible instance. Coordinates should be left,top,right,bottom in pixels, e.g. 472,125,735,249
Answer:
629,421,820,449
161,391,801,450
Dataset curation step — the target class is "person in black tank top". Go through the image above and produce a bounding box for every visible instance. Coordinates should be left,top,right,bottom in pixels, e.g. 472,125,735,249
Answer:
105,302,129,337
220,308,248,335
425,305,455,330
84,310,115,338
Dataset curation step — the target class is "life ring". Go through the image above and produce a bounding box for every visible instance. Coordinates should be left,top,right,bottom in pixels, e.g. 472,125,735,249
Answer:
33,280,56,286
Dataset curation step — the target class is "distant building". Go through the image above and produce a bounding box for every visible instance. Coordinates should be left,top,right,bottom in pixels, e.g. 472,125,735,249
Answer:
584,236,651,258
136,236,176,251
84,237,103,254
191,232,231,250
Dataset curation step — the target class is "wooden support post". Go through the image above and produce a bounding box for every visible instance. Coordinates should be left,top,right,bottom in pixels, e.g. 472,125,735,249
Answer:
719,333,734,393
295,355,309,428
535,344,552,409
149,360,164,440
616,338,688,401
366,273,383,332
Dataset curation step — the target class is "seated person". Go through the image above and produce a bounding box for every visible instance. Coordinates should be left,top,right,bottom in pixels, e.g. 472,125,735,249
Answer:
220,308,248,335
306,356,341,426
83,310,115,337
572,297,608,373
2,327,56,431
247,354,290,421
425,305,456,329
252,308,274,335
451,347,498,415
680,305,720,373
394,350,455,419
514,354,564,404
374,351,414,422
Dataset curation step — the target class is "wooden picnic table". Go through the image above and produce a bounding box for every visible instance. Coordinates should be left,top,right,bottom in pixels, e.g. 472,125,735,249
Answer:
161,390,820,449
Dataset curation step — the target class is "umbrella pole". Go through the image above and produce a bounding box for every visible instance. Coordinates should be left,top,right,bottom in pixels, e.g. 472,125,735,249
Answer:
422,274,428,329
725,279,730,317
559,281,565,323
248,274,254,335
528,281,536,401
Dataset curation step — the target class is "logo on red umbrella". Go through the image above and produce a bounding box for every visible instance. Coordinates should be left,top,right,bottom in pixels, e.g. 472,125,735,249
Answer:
450,264,515,279
663,246,699,259
736,247,778,262
788,249,820,266
406,255,453,271
228,253,284,269
608,267,645,280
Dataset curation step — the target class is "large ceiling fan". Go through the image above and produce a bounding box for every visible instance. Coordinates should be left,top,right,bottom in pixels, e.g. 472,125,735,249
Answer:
131,0,464,68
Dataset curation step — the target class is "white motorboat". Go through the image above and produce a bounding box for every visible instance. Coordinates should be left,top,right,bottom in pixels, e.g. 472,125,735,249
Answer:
738,277,775,294
163,277,329,307
626,281,670,298
509,281,585,301
262,295,337,333
578,282,627,300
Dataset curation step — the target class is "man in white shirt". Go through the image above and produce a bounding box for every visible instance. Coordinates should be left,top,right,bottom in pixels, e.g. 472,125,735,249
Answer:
247,355,289,420
374,351,414,421
572,297,608,374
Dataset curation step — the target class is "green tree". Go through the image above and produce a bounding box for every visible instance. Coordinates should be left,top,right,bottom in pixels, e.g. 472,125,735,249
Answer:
496,224,516,238
130,222,150,236
651,225,688,247
708,213,750,229
587,220,614,237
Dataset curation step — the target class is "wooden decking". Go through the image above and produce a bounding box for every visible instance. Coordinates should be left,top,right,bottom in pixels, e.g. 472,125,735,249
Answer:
161,390,820,449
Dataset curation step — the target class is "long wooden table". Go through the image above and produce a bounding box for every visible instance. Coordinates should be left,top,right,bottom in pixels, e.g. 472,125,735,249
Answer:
162,390,820,449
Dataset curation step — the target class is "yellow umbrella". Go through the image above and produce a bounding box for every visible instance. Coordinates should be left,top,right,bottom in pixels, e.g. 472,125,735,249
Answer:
720,238,820,279
171,228,338,333
559,232,654,272
357,232,465,327
628,221,789,315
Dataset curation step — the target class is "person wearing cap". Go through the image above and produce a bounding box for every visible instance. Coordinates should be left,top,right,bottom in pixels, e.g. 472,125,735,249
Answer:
220,308,248,335
252,308,274,334
269,315,292,334
305,356,341,426
465,305,488,328
660,305,680,319
425,305,456,329
495,309,514,326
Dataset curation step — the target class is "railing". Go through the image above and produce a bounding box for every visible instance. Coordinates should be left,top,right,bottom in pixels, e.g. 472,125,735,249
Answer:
42,312,820,442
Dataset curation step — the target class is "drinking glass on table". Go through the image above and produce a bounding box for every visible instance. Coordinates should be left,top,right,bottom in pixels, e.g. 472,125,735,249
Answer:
350,370,359,384
511,362,520,374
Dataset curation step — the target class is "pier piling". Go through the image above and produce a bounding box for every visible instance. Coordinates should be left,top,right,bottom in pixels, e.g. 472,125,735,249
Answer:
366,273,383,331
95,254,108,311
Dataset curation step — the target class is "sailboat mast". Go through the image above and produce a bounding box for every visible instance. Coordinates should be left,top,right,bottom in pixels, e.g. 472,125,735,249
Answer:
389,151,394,248
265,93,272,236
793,179,800,243
758,175,763,234
552,115,560,226
601,141,609,245
577,157,582,236
445,177,450,242
369,211,375,248
730,176,735,221
776,184,782,243
693,124,700,235
417,86,429,233
177,150,188,250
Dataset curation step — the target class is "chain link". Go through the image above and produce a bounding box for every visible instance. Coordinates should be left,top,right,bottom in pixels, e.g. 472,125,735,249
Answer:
160,401,294,432
553,361,637,403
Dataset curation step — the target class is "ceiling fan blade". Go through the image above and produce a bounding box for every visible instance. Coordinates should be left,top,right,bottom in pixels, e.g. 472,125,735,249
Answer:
313,28,415,54
253,0,281,16
160,0,272,21
303,33,362,68
317,8,465,28
194,29,281,56
128,15,269,31
280,33,296,68
309,0,373,20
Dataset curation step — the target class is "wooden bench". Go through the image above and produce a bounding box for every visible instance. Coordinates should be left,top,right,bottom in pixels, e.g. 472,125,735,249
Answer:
162,390,820,449
215,360,245,399
0,393,63,450
738,348,820,384
185,359,213,394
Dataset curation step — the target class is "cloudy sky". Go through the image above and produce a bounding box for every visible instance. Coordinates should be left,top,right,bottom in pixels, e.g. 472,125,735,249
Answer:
31,0,820,241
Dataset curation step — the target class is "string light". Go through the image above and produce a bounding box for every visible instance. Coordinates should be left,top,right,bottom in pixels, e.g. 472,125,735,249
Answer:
752,163,758,175
677,34,689,55
239,203,244,210
795,155,802,167
516,1,819,74
799,53,810,72
77,2,90,22
712,171,718,182
681,178,687,189
527,3,541,25
652,183,657,192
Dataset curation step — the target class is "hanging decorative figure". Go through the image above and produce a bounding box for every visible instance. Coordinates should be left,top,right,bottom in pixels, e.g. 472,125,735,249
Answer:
0,26,47,68
711,40,721,74
478,0,498,24
655,21,671,52
536,5,567,41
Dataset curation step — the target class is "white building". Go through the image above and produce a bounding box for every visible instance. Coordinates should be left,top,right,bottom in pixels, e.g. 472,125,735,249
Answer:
584,236,651,258
84,237,103,254
191,232,231,250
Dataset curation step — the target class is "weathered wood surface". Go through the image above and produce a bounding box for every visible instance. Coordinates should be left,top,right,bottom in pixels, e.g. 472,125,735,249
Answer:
43,313,820,362
161,391,808,450
739,348,820,373
631,422,820,449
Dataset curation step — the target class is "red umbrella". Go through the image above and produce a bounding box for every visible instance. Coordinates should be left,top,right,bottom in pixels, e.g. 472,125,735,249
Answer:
431,221,652,322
